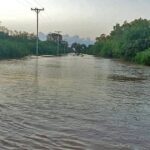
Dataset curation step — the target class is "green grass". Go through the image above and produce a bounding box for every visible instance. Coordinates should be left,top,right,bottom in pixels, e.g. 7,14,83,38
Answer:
134,48,150,65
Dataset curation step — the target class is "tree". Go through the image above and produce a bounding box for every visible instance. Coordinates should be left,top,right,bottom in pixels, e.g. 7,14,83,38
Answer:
86,18,150,65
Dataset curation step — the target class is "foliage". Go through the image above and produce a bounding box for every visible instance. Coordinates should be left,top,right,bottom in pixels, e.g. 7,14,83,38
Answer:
86,18,150,65
71,43,87,54
135,48,150,65
0,25,69,59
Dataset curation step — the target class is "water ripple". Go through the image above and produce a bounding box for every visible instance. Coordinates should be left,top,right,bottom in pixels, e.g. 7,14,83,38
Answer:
0,55,149,149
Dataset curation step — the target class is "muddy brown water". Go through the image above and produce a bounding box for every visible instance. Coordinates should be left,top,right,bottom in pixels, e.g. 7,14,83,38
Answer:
0,54,150,150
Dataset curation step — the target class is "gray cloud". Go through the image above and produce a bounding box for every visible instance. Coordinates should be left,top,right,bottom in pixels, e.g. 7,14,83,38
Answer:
1,0,150,39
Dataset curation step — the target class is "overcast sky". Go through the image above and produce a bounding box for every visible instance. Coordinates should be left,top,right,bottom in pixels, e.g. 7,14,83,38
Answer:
0,0,150,39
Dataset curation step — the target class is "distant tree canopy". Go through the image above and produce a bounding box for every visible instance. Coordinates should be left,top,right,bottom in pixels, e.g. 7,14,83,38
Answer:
86,18,150,65
1,19,150,65
71,43,87,54
0,25,69,59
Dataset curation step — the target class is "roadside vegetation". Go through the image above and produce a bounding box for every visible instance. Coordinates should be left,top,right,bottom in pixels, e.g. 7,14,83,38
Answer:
0,25,69,59
86,18,150,66
1,19,150,66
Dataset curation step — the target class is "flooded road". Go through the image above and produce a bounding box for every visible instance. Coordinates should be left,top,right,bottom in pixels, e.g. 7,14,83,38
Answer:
0,54,150,150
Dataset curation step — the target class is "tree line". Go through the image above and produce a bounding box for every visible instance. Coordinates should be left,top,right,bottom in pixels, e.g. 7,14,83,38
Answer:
0,25,69,59
86,18,150,66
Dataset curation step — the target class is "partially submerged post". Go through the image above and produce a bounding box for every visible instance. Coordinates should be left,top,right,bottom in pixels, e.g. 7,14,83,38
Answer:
55,31,62,56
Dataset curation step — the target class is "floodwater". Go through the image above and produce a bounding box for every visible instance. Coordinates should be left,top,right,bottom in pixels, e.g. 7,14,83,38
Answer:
0,54,150,150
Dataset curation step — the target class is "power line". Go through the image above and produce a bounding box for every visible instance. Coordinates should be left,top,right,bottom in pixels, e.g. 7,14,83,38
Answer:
33,0,43,7
16,0,32,8
31,8,44,56
26,0,36,6
33,0,53,27
17,0,50,34
19,0,53,31
27,0,52,30
30,0,54,28
17,0,64,43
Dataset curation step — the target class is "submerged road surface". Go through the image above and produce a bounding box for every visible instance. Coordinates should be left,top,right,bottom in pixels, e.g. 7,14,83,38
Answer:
0,54,150,150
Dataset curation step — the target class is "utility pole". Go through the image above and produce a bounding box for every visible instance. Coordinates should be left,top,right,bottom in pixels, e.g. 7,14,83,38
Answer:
55,31,61,56
31,8,44,56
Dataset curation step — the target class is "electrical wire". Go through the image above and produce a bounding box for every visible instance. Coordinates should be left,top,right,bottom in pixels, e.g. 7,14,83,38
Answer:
30,0,56,31
17,0,52,33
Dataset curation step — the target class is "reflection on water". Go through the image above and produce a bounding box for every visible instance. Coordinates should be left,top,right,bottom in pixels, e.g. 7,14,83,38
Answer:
0,54,150,150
